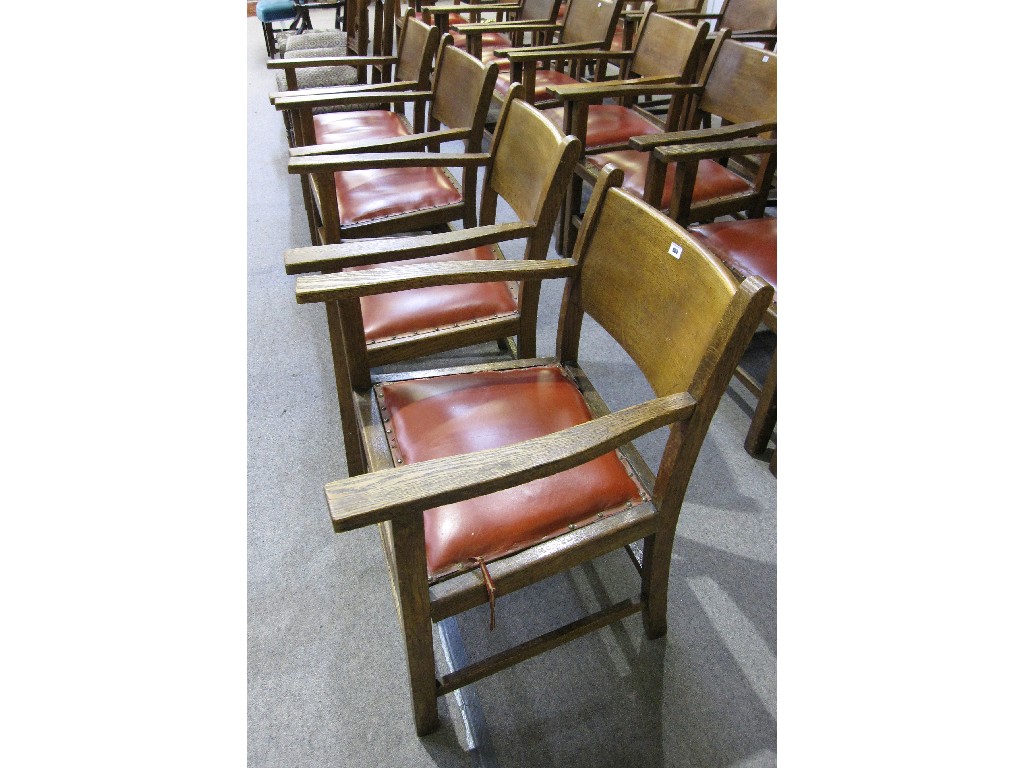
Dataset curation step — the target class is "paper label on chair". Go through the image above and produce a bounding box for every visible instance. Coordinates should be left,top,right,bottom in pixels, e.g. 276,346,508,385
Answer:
668,242,683,259
763,55,770,63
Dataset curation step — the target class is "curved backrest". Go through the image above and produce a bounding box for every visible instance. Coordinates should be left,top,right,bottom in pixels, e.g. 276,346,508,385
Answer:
431,41,499,135
571,178,768,400
700,39,776,124
521,0,562,22
721,0,776,32
395,12,440,84
629,14,708,81
561,0,626,46
655,0,703,12
484,97,582,232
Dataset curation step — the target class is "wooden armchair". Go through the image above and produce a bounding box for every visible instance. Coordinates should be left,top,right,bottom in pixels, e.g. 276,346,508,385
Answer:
277,36,498,245
554,38,776,253
501,9,707,111
614,0,704,51
667,0,776,48
651,133,777,471
454,0,626,103
286,95,581,472
291,165,773,735
268,8,434,108
425,0,562,52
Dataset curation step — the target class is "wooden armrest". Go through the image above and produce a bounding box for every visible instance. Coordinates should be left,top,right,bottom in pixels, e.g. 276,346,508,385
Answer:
550,80,700,102
296,257,576,302
652,137,777,163
270,81,420,104
494,40,602,58
325,393,695,532
288,151,491,174
501,47,633,63
289,128,472,157
453,20,560,33
267,55,397,70
628,120,777,151
284,222,536,272
425,3,519,11
274,89,432,111
656,11,722,20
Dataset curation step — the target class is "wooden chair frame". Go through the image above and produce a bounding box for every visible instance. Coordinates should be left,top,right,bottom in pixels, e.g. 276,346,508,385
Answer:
284,95,582,471
291,166,773,735
553,37,776,254
279,38,518,246
454,0,627,80
653,135,777,471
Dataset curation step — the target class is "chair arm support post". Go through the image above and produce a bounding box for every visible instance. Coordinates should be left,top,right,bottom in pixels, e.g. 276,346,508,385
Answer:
325,393,697,532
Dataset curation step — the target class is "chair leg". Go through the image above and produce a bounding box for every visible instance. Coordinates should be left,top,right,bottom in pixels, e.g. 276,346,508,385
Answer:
558,174,582,256
262,22,276,57
640,530,672,639
391,514,441,736
744,344,776,456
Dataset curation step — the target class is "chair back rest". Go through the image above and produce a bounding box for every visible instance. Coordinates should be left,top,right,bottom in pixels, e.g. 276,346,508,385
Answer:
654,0,703,12
483,97,582,230
721,0,776,32
561,0,627,46
431,41,500,134
572,179,768,401
629,14,708,81
521,0,562,22
700,39,776,124
395,12,440,84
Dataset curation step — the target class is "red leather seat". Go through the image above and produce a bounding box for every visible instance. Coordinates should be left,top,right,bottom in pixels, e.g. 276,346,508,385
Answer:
541,105,662,147
690,218,777,293
378,365,644,578
334,165,462,226
589,150,753,208
355,247,519,342
312,110,410,147
494,68,579,101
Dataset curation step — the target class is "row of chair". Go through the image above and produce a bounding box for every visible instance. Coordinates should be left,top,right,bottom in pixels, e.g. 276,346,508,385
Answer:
261,0,777,737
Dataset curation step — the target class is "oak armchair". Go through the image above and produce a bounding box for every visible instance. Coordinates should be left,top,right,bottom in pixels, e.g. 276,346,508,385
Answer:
426,0,562,53
293,165,773,735
455,0,626,103
286,95,581,472
556,38,776,253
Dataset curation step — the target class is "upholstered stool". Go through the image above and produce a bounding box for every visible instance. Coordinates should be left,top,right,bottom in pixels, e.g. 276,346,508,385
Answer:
256,0,298,57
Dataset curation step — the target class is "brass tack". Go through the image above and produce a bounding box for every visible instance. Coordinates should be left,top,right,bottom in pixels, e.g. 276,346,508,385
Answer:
567,524,576,531
626,501,632,508
396,459,403,464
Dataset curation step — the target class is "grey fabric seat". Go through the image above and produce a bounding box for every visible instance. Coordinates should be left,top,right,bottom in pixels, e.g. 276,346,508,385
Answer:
274,46,358,93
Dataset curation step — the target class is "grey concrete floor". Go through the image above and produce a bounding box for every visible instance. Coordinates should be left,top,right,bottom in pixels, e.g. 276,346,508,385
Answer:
247,14,776,767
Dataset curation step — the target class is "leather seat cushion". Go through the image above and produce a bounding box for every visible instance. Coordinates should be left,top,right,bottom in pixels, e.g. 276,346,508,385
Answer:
335,165,462,225
313,110,411,147
379,365,644,577
541,105,661,147
589,150,752,208
494,68,579,100
355,247,518,341
690,218,777,291
416,11,468,25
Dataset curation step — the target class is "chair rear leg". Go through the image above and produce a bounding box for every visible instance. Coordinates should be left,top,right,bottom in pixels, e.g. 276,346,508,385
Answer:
744,344,776,456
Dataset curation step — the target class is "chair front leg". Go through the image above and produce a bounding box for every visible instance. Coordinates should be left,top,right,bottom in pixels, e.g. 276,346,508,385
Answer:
639,528,672,639
391,513,441,736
